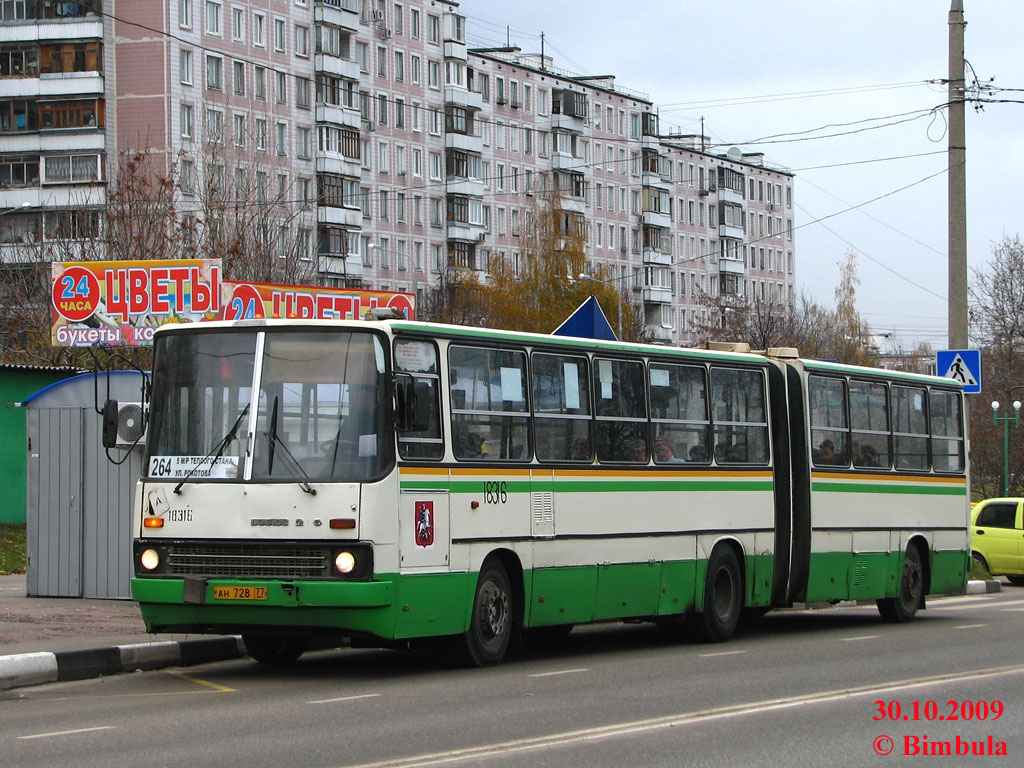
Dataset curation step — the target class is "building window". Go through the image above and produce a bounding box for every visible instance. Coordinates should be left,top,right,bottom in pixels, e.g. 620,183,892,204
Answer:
179,0,192,28
295,25,309,58
232,60,245,96
205,1,222,35
274,18,286,52
296,126,311,158
253,12,265,46
296,76,311,108
205,55,222,91
179,49,192,85
180,103,193,138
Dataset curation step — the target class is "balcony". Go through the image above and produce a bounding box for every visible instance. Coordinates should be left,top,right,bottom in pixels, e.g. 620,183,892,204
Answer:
316,155,361,177
719,223,745,240
444,85,482,111
446,178,484,197
447,221,485,242
317,205,361,228
647,325,673,342
444,41,468,61
444,131,482,153
318,253,363,279
642,211,671,229
314,53,359,81
315,103,361,130
3,72,104,99
551,112,586,133
643,248,672,266
719,186,744,205
315,1,360,32
643,287,672,304
551,152,587,172
4,18,103,41
719,257,746,276
641,173,672,193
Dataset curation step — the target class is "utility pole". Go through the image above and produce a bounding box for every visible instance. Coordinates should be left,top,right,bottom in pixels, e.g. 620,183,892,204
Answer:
948,0,968,349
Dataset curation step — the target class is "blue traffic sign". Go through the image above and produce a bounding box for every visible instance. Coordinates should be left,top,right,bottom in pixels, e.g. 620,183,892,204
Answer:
936,349,982,394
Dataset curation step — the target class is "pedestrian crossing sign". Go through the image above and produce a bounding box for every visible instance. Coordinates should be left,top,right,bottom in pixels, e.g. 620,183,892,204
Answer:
936,349,982,394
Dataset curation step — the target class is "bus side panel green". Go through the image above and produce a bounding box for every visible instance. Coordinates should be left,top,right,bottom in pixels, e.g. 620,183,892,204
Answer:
528,567,597,626
392,571,476,639
658,559,697,616
848,552,896,601
930,550,969,595
804,552,852,603
747,554,774,607
593,562,662,620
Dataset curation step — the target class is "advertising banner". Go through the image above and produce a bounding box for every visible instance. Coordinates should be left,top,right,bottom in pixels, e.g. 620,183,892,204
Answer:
51,260,416,347
51,260,221,347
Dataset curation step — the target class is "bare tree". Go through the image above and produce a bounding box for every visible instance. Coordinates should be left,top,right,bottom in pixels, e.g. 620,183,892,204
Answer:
968,235,1024,497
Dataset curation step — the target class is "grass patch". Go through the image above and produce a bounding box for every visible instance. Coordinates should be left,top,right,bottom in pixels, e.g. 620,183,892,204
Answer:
970,557,992,582
0,524,26,575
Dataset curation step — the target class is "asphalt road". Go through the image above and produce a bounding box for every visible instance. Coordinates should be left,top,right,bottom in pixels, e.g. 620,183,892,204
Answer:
4,593,1024,768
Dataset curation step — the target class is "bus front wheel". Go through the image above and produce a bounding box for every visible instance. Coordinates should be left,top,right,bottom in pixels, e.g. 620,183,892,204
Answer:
692,546,743,643
877,545,924,623
459,559,513,667
242,633,310,666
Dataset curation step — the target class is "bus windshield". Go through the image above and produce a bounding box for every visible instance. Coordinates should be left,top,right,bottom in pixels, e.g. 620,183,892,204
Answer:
147,329,392,483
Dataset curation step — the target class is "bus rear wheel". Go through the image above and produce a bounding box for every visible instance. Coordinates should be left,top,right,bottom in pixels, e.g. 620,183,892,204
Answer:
242,633,309,666
458,559,513,667
877,545,924,623
691,546,743,643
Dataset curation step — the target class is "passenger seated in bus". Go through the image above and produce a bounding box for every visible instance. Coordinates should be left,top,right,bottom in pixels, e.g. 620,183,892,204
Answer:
625,438,648,463
855,443,879,468
688,444,708,462
454,428,485,459
816,438,844,466
714,443,728,463
654,438,683,463
571,438,591,461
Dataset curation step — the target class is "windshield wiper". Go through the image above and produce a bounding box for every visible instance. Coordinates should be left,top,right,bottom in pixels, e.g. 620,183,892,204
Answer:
265,396,316,495
173,403,249,495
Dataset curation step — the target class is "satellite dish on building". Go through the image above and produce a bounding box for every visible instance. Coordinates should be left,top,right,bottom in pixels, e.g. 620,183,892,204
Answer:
726,147,743,162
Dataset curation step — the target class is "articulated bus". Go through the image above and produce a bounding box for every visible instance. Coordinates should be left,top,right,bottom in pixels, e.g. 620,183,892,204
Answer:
120,318,969,666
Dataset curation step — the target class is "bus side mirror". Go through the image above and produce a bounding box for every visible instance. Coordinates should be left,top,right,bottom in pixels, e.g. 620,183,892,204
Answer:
395,375,430,432
101,399,119,448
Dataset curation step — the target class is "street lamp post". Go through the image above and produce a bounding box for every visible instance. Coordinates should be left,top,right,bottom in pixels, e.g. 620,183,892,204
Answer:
991,399,1021,497
578,272,624,341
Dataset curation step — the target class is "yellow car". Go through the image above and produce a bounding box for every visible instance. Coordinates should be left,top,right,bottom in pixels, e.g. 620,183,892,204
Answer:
971,498,1024,585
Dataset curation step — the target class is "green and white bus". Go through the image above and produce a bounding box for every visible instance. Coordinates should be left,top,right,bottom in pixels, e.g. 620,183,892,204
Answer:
121,318,969,666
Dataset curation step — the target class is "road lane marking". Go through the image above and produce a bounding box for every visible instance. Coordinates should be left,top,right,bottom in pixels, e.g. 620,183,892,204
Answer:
332,663,1024,768
527,668,589,678
698,650,747,658
19,726,115,740
164,670,237,692
840,635,879,642
954,624,987,629
309,694,382,704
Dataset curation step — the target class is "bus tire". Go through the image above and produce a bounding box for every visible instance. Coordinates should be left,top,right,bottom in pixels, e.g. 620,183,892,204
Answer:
459,559,513,667
692,545,743,643
877,544,924,623
242,633,309,666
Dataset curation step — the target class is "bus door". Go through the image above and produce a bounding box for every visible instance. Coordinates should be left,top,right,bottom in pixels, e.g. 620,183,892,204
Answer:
783,363,812,604
398,484,450,570
766,361,795,607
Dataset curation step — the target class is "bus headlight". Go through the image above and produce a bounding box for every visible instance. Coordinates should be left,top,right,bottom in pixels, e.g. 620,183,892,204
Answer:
334,551,357,574
140,548,161,571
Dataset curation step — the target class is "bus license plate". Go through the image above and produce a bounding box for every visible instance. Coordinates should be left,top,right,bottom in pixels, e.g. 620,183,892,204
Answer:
212,585,268,601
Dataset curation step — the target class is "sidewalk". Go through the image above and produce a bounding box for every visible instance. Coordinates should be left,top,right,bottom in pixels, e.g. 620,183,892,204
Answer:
0,573,244,691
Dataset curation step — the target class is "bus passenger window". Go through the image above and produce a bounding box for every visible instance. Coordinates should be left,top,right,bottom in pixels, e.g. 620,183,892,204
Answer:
532,352,592,462
850,379,891,469
891,385,928,470
809,375,849,467
449,346,530,461
710,367,769,465
649,363,709,465
593,358,647,463
929,389,964,473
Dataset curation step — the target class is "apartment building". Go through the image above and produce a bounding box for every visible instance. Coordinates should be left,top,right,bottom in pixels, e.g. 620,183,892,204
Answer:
0,0,795,345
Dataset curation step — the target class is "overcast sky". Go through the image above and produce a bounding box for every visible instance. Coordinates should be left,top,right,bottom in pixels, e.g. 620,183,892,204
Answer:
456,0,1020,351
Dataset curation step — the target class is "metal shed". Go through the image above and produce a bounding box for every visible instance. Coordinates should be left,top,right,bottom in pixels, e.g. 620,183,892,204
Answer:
22,371,147,599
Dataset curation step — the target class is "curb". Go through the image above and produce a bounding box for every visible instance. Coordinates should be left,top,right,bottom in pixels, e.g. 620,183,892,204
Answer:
0,637,245,691
965,579,1002,594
